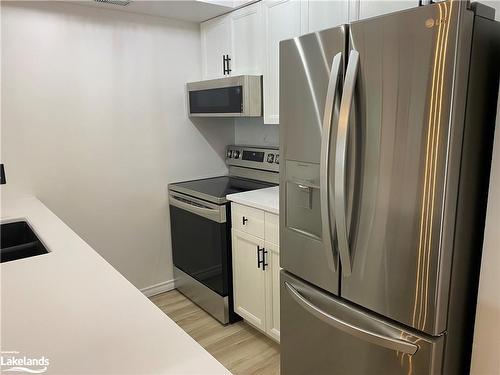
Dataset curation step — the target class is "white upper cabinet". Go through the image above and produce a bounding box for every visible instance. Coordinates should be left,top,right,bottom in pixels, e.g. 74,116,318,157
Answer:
201,2,263,79
263,0,306,125
355,0,419,20
201,14,232,79
307,0,350,33
199,0,422,119
230,2,264,75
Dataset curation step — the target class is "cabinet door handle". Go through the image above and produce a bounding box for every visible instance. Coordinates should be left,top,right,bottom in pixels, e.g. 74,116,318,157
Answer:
222,54,232,75
242,216,248,225
257,246,264,269
226,55,231,74
262,249,268,271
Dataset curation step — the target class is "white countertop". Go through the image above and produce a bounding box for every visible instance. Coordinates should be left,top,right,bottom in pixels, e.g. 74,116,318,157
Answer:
0,193,231,375
226,186,279,214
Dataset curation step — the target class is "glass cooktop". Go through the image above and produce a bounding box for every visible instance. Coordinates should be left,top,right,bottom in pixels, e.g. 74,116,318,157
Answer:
169,176,275,205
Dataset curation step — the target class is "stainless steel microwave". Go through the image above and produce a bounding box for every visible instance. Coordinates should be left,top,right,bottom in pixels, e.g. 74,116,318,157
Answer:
186,75,262,117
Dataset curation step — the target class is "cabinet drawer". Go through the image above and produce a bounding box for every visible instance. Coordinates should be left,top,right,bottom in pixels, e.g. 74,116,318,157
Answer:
265,212,279,246
232,203,265,238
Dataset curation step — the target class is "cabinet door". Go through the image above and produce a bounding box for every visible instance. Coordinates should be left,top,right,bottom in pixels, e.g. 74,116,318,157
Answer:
265,241,280,342
232,229,267,331
201,14,232,79
263,0,305,124
356,0,419,20
307,0,349,33
230,2,263,75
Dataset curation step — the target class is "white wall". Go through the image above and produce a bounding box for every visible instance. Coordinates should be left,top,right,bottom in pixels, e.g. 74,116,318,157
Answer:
0,1,234,291
471,2,500,374
235,118,279,147
472,100,500,375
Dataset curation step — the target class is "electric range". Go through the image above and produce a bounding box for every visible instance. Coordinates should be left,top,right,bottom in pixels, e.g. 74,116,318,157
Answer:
168,145,279,324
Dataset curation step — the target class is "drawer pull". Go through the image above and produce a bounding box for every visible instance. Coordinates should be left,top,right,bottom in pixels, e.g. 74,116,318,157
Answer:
242,216,248,226
257,245,264,269
262,249,268,271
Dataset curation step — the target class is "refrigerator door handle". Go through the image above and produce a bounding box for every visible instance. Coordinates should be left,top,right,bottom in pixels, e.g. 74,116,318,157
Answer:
284,281,419,355
335,50,359,277
320,52,343,272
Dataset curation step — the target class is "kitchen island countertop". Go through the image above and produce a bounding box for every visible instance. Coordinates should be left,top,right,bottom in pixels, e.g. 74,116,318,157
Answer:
0,192,231,375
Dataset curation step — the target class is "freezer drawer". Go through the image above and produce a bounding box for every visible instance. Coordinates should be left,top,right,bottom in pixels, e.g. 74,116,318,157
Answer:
281,271,444,375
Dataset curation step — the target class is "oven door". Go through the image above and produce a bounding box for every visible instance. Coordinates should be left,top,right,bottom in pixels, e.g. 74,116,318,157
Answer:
169,191,229,296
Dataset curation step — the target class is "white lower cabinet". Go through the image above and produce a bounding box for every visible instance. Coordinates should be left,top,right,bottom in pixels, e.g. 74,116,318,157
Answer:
265,240,280,342
231,203,280,342
232,229,267,331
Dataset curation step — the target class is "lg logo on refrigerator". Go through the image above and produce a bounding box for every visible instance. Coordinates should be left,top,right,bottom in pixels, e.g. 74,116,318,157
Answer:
425,17,448,28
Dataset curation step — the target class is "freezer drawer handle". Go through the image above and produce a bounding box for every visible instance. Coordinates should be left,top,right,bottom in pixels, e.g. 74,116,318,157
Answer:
284,282,419,355
335,50,359,277
320,51,343,272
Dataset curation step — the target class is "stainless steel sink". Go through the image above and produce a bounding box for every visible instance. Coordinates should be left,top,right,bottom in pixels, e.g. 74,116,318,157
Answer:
1,221,48,263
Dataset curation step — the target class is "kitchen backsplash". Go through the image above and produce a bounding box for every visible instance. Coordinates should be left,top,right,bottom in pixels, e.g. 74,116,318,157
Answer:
234,118,279,147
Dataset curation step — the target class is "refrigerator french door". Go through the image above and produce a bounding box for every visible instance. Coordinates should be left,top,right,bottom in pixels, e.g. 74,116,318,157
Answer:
280,25,346,296
280,2,500,374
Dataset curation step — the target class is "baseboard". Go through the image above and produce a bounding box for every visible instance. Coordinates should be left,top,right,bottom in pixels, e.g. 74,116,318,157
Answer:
140,279,175,297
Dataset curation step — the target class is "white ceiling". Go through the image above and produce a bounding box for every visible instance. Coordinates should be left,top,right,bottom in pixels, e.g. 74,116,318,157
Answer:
72,0,239,23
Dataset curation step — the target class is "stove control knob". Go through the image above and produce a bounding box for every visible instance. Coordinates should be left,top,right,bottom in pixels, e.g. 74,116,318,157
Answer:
275,154,279,164
233,150,241,159
267,154,275,163
227,150,233,158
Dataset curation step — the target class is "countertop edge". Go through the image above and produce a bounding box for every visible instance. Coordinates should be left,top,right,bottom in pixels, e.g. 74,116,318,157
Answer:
226,186,279,215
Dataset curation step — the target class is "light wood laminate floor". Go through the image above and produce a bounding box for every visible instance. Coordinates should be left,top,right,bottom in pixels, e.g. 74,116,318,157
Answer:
151,290,280,375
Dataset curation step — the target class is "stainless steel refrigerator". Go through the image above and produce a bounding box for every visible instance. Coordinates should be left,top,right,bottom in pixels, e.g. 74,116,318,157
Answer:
279,2,500,374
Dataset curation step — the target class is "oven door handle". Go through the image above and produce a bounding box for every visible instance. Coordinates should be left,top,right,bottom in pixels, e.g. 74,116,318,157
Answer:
169,192,226,223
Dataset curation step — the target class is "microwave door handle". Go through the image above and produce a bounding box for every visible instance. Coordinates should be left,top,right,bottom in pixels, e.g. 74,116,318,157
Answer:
320,52,342,272
284,282,419,355
335,50,359,277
